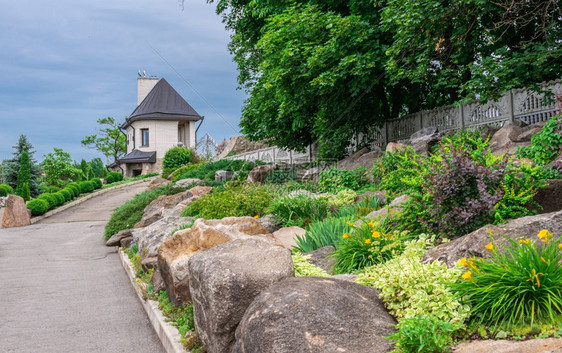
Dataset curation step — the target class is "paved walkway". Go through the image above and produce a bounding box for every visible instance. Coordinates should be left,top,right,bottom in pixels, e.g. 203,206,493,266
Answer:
0,181,165,353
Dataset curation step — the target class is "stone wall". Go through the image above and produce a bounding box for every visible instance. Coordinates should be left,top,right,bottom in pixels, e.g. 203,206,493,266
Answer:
216,136,269,159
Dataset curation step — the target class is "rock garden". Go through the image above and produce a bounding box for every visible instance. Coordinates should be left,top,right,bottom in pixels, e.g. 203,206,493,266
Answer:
105,114,562,353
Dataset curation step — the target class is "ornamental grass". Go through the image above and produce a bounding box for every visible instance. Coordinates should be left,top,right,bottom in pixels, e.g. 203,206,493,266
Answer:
452,230,562,329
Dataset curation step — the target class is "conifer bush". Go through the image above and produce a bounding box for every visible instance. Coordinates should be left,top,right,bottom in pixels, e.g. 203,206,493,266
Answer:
38,193,56,210
60,189,72,202
0,184,14,196
52,192,65,206
79,181,94,194
90,178,102,189
27,199,50,216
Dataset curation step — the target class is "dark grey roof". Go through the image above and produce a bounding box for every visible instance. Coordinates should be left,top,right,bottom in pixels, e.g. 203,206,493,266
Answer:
122,78,202,129
118,149,157,164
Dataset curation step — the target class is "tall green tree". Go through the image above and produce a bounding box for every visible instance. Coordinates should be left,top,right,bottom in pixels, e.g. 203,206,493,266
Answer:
89,158,106,178
42,148,81,188
16,150,31,201
81,117,127,164
0,135,41,197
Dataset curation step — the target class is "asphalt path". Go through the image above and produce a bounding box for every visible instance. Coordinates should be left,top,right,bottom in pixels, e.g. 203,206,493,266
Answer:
0,181,165,353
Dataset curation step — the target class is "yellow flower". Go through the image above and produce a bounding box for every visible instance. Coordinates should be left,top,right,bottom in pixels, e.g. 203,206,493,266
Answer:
364,238,372,245
385,233,393,239
372,231,381,238
462,271,472,280
527,268,544,288
253,215,260,219
467,257,478,271
537,229,552,242
457,257,468,267
342,233,350,239
346,221,354,227
559,243,562,250
368,221,374,228
519,238,531,245
541,256,548,264
485,242,494,251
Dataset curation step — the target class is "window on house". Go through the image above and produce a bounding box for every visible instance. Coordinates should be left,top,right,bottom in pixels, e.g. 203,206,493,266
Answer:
141,128,149,146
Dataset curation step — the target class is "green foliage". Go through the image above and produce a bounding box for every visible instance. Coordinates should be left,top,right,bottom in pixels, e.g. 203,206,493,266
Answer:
163,147,195,175
0,134,41,197
176,159,256,184
89,157,106,178
295,216,349,253
451,231,562,328
59,189,72,202
104,184,187,240
292,253,330,277
357,236,469,326
519,115,562,166
81,117,126,164
182,183,274,219
333,217,405,274
16,150,31,201
156,291,203,351
371,148,427,196
539,166,562,180
0,184,14,196
90,178,102,189
42,148,81,188
38,193,56,210
79,181,94,194
26,199,50,216
267,194,330,228
387,315,458,353
317,167,368,192
52,192,65,206
106,171,123,184
42,186,61,193
67,183,81,197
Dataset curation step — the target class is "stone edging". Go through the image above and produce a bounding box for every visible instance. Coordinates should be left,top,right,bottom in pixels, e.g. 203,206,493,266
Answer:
118,249,187,353
30,178,155,224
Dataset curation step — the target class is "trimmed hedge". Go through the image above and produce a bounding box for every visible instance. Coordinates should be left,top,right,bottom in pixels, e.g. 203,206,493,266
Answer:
90,178,102,189
53,192,65,206
79,181,94,194
60,189,72,202
67,183,81,197
106,172,123,184
38,193,56,210
27,199,50,216
0,184,14,196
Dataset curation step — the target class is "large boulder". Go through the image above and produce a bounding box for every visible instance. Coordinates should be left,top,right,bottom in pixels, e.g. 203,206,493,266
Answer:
106,229,133,247
188,238,294,353
488,123,530,155
133,215,195,260
336,147,383,171
146,177,171,191
247,165,274,183
134,190,194,228
175,178,204,188
157,217,271,305
409,127,441,155
271,226,306,250
1,195,30,228
386,142,406,153
423,209,562,267
215,170,236,182
531,179,562,214
302,246,337,274
232,277,396,353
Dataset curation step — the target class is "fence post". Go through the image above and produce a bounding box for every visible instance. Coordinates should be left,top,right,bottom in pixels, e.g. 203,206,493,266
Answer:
384,122,389,146
508,89,515,123
460,103,465,129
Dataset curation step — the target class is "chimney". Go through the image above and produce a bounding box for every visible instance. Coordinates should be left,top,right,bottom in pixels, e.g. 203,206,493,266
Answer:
137,76,158,105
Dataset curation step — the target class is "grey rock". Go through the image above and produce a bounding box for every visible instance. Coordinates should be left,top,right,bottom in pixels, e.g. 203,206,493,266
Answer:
188,238,294,353
336,147,383,171
134,190,193,228
106,229,133,247
141,256,158,271
530,179,562,214
175,178,204,188
355,194,411,227
256,214,279,233
303,246,336,274
133,215,195,260
232,277,396,353
410,126,437,142
331,274,359,282
423,209,562,267
1,195,30,228
120,236,133,248
247,165,274,183
386,142,406,153
480,125,501,140
146,177,171,191
215,170,235,182
272,226,306,250
515,126,542,142
489,123,525,155
150,268,166,293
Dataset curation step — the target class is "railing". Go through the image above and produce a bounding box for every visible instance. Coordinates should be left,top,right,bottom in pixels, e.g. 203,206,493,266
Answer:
225,79,562,162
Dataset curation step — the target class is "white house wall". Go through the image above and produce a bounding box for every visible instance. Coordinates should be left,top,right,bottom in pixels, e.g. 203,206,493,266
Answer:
125,119,197,157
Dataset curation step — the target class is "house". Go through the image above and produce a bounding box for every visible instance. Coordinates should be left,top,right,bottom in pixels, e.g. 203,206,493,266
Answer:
117,77,203,177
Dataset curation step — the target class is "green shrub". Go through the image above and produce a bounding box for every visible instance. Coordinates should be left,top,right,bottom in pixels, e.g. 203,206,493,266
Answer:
16,150,31,201
317,167,368,192
38,193,56,210
295,216,349,253
104,184,187,240
292,253,330,277
371,147,427,196
63,187,76,199
79,181,94,194
182,183,274,219
53,192,65,206
539,166,562,179
321,189,357,208
163,147,195,176
171,163,205,182
90,178,102,189
60,189,72,202
18,182,30,202
67,182,81,197
387,315,458,353
333,217,405,274
267,194,330,228
27,199,50,216
175,160,257,184
357,235,469,326
519,114,562,166
106,171,123,184
0,184,14,196
451,230,562,328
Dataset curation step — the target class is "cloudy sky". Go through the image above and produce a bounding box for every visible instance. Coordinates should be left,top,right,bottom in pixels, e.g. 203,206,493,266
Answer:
0,0,245,164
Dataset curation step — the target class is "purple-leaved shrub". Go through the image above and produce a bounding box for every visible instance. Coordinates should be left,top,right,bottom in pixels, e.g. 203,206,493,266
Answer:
424,146,507,238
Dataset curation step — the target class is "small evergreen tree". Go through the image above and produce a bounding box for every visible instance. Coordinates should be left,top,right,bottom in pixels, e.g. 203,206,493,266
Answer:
1,135,41,197
16,150,31,201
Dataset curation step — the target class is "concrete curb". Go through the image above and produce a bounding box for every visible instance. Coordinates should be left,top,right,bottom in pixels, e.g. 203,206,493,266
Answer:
118,249,187,353
30,178,155,224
